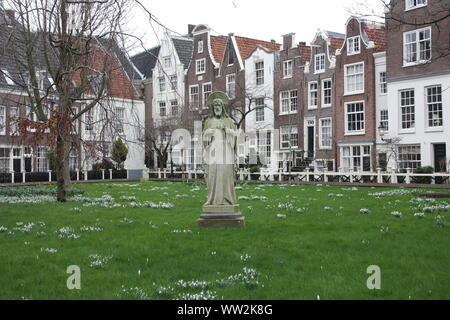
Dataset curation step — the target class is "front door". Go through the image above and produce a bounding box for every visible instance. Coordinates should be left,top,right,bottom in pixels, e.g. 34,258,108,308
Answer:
13,159,21,172
307,126,314,159
434,144,446,172
24,158,32,172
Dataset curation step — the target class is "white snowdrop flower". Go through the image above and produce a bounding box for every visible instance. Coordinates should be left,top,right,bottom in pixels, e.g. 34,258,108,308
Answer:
324,206,332,211
360,208,370,214
414,212,425,218
40,247,57,254
0,226,7,232
276,214,287,219
391,211,402,218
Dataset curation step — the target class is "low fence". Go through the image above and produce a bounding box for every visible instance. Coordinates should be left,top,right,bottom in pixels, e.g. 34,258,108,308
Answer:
146,168,450,186
0,169,129,184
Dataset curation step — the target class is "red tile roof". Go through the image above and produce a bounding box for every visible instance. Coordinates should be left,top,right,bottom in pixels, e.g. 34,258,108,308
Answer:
234,36,281,61
363,23,386,52
210,35,227,64
329,38,345,56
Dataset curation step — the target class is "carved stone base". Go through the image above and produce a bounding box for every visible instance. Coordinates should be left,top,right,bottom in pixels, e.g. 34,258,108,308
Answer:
198,204,245,228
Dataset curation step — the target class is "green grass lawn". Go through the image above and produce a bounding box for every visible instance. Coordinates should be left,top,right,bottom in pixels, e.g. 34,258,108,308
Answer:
0,181,449,300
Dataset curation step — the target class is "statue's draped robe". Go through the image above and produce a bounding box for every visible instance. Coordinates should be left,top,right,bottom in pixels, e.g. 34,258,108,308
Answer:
203,117,237,206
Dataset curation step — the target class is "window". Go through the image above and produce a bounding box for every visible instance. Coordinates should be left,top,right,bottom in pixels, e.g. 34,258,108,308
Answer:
0,106,5,135
2,69,14,85
320,118,332,149
345,102,365,134
84,108,94,131
158,76,165,92
196,59,205,74
226,74,235,99
347,36,360,55
9,106,19,135
171,100,178,116
427,85,442,127
198,40,203,53
308,82,318,109
406,0,427,10
255,98,265,122
0,148,10,172
203,83,212,107
404,27,431,65
398,145,421,169
322,79,332,107
255,61,264,85
189,85,199,109
380,110,389,130
345,63,364,94
314,54,325,73
379,72,387,94
163,56,171,68
283,60,292,78
227,50,234,65
257,131,271,165
280,126,290,149
37,147,48,172
290,127,298,148
280,90,298,114
159,102,166,117
115,107,125,134
342,145,371,171
170,75,177,91
69,148,77,171
400,89,415,129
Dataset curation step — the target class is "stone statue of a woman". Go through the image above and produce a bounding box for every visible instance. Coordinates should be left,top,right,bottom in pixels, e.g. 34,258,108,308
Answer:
198,92,244,227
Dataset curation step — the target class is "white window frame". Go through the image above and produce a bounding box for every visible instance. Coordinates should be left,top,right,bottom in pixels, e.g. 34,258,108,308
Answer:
37,147,49,172
198,40,204,53
319,118,332,150
322,79,332,108
380,109,389,130
163,56,171,69
9,106,19,135
403,27,431,66
426,85,443,129
255,97,265,122
158,76,165,92
379,71,387,94
399,89,415,131
226,74,236,99
344,62,364,95
344,101,365,135
280,126,290,149
202,82,212,108
283,60,292,78
314,53,325,73
195,58,206,75
398,145,421,169
0,148,11,172
0,106,5,135
279,90,298,115
341,145,372,172
347,36,361,55
255,61,264,85
170,100,178,116
115,107,125,134
159,101,166,117
189,85,199,109
405,0,427,11
170,75,177,91
308,81,318,109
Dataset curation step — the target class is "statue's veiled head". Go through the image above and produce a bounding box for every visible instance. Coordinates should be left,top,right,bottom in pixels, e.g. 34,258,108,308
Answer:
207,91,230,118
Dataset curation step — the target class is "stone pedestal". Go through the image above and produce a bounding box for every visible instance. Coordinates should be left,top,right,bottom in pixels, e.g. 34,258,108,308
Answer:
198,204,245,228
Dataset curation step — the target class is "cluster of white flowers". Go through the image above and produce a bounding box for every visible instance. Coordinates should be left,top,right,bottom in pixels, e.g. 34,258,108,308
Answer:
342,187,359,191
89,254,113,269
119,285,149,300
120,217,133,224
56,227,80,239
120,195,137,202
369,189,418,198
112,183,139,188
414,212,425,218
391,211,402,218
435,215,447,228
175,194,188,199
220,267,260,288
422,203,450,213
276,214,287,219
0,226,8,232
70,207,82,212
177,291,217,300
73,194,122,209
240,253,251,262
36,231,46,237
360,208,370,214
129,201,174,209
150,186,169,191
323,206,332,211
380,225,389,233
409,197,436,205
172,229,193,234
40,247,57,254
176,280,210,289
0,195,56,204
80,226,103,232
238,195,268,201
277,203,294,211
13,222,35,233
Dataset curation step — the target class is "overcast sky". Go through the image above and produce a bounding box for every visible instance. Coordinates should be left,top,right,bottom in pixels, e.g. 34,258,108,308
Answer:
128,0,385,54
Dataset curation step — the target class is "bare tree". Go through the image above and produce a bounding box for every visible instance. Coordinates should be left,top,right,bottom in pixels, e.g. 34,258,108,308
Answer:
0,0,134,201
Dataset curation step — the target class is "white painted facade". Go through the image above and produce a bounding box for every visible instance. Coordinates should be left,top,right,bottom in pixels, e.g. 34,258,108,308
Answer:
244,46,277,171
387,71,450,171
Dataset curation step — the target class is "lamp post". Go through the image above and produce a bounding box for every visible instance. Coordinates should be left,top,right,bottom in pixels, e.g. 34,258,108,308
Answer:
377,124,391,143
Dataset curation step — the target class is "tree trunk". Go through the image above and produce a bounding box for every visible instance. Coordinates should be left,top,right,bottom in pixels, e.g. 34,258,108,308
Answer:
55,113,70,202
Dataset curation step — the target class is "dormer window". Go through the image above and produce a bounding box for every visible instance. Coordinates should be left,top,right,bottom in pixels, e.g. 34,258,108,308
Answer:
405,0,427,10
163,57,171,68
227,50,234,66
314,54,325,73
198,40,204,53
347,36,360,55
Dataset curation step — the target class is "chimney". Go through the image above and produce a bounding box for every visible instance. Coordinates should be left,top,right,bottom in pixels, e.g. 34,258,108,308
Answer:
282,33,295,51
299,41,306,45
271,39,276,43
188,24,196,37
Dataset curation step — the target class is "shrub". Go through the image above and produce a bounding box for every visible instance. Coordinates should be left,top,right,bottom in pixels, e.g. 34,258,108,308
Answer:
413,166,434,184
